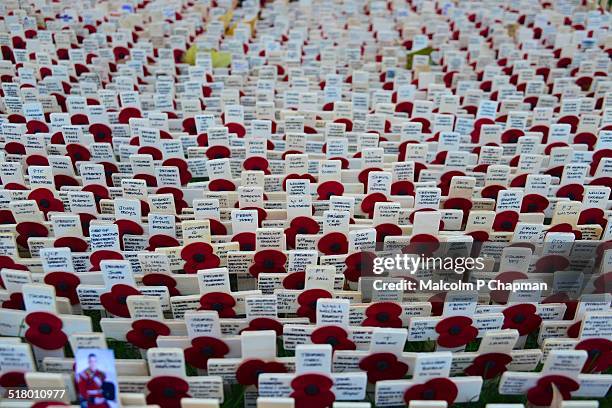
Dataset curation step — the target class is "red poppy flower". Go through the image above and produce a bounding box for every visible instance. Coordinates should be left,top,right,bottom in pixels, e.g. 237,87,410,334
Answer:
114,219,144,247
243,156,271,174
142,273,180,296
317,181,344,200
404,378,458,405
297,289,333,322
66,144,91,165
249,249,287,278
32,403,68,408
317,232,348,255
344,252,376,283
89,123,113,144
593,272,611,294
146,234,180,251
502,304,542,336
134,173,158,187
360,193,388,218
443,197,473,221
241,317,284,336
290,373,335,408
44,272,80,305
26,120,49,134
578,208,607,228
89,250,123,271
236,359,287,386
363,302,403,328
390,180,415,196
54,236,88,252
543,292,578,320
526,375,579,406
311,325,356,351
535,255,570,274
464,352,512,379
28,188,64,216
490,271,528,304
435,316,478,348
0,255,28,273
225,122,246,137
199,292,236,318
285,216,320,249
118,107,142,124
2,292,25,310
180,242,220,273
521,194,549,213
359,352,408,382
16,221,49,249
0,209,15,225
575,338,612,373
280,272,305,291
184,336,230,369
4,182,28,190
82,184,110,210
99,161,119,186
566,320,582,338
53,175,80,190
126,319,171,349
146,376,190,408
5,141,25,155
0,371,26,388
162,158,192,185
375,223,402,246
100,284,141,317
205,145,231,160
24,311,68,350
232,232,256,251
556,184,584,201
402,234,440,256
492,211,519,232
208,179,236,191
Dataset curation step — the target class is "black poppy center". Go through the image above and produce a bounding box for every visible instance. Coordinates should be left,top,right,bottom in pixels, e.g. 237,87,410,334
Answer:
163,387,175,398
484,361,497,370
326,336,339,346
243,243,254,251
501,221,512,230
527,203,537,212
215,154,224,159
200,345,214,356
587,218,596,224
376,312,390,322
567,193,575,200
57,282,69,291
449,325,462,335
304,384,320,396
297,227,308,234
254,369,264,377
73,153,82,160
398,189,408,195
142,328,157,338
309,301,317,309
422,389,436,399
40,199,50,209
193,253,205,263
117,295,127,305
263,259,275,269
376,361,390,371
330,243,341,252
587,349,600,359
96,132,106,140
212,302,224,311
39,323,52,334
512,314,526,324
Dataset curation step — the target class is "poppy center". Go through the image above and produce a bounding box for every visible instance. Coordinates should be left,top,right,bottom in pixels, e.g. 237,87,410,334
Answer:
376,312,390,322
422,389,436,399
40,199,50,209
117,295,127,305
73,153,82,160
325,336,339,346
96,132,106,140
330,243,342,252
38,323,52,334
142,328,157,338
501,221,512,230
215,154,224,159
200,345,214,356
512,314,526,324
376,361,390,371
449,325,462,335
193,253,205,263
162,387,175,398
57,282,69,291
304,384,320,396
587,218,596,224
527,203,537,212
484,361,497,370
587,349,600,359
244,244,254,251
567,193,575,200
297,227,308,234
212,302,224,311
263,259,275,269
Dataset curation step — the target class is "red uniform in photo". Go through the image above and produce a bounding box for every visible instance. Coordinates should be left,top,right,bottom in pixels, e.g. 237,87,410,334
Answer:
77,354,109,408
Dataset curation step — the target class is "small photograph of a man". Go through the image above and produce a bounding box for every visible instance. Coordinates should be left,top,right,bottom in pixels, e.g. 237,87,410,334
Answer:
75,349,119,408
